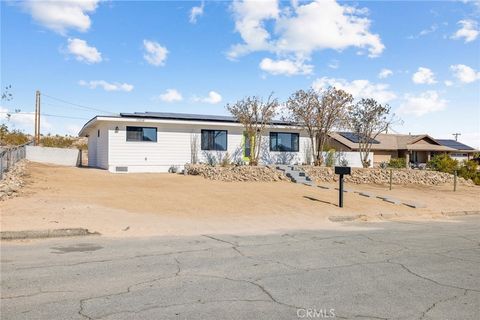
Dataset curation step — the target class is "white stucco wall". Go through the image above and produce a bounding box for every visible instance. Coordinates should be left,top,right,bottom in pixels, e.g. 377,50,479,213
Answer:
26,146,80,166
84,119,371,173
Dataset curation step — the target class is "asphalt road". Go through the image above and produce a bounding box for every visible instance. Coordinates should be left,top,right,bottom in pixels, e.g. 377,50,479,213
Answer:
1,216,479,320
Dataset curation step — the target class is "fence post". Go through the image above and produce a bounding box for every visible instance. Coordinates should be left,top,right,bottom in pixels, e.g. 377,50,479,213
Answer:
454,170,457,192
389,169,393,190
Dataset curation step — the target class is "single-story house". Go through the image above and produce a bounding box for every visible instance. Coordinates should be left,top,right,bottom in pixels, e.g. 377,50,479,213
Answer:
327,132,477,166
79,111,476,172
78,112,370,173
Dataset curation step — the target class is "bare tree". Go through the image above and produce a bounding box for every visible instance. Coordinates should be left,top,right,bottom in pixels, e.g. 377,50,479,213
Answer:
190,133,199,164
286,87,352,165
315,87,353,164
226,95,278,166
347,98,395,168
286,89,319,164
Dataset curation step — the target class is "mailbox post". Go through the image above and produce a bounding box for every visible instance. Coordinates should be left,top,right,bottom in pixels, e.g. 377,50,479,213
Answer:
335,166,351,208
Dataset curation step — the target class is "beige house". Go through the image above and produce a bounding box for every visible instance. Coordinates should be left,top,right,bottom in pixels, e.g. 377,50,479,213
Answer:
327,132,477,167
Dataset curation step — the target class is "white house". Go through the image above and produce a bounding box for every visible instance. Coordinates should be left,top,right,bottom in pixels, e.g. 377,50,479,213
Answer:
79,112,370,173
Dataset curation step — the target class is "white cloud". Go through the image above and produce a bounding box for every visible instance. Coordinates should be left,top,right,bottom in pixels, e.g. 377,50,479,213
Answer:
312,77,396,104
451,19,479,43
189,1,205,24
1,106,52,133
398,91,447,116
450,64,480,83
378,68,393,79
444,80,454,87
79,80,134,92
407,24,438,39
259,58,313,75
193,91,222,104
412,67,436,84
23,0,99,35
328,59,339,69
67,38,102,63
229,0,384,61
143,40,168,66
158,89,183,102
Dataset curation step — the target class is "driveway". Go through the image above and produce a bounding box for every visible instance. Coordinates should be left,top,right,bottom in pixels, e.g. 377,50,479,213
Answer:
2,216,479,319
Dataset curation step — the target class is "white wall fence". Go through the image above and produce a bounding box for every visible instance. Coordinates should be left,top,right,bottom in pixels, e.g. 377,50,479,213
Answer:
26,146,80,167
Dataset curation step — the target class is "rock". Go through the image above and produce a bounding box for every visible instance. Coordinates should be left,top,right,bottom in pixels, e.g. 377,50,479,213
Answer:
301,166,474,187
0,160,27,201
185,164,290,182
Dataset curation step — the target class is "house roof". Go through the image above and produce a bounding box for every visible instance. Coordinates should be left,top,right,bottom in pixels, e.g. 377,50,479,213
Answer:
436,139,476,151
329,132,459,152
118,112,292,126
78,111,293,136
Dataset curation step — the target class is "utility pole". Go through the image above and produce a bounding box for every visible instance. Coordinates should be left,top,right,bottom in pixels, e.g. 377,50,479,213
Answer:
34,90,41,145
452,133,461,141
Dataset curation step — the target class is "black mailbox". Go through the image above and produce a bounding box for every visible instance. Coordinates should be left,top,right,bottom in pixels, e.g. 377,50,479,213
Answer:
335,166,351,175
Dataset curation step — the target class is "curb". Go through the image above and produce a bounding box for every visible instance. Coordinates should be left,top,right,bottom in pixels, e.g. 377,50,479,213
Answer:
328,215,360,222
441,210,480,217
1,228,100,240
329,210,480,223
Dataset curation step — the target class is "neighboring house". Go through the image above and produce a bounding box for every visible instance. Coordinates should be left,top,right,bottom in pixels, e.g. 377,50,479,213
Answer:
436,139,477,161
327,132,477,166
78,112,371,173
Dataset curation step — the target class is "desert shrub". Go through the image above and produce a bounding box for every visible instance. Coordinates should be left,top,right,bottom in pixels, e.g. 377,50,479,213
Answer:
458,160,478,180
379,161,388,169
388,157,406,168
40,135,76,148
473,172,480,185
204,152,217,166
0,124,30,146
325,149,335,167
339,158,349,167
220,152,231,167
427,154,459,174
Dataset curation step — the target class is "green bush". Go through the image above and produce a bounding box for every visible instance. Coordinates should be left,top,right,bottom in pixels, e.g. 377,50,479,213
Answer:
458,160,478,180
427,154,459,174
473,172,480,186
325,149,335,167
388,157,406,168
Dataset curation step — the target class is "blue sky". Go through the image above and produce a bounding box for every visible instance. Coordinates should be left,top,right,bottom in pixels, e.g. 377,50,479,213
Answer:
1,0,479,147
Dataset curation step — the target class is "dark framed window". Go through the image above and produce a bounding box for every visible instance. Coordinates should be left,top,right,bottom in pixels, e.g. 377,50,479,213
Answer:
270,132,299,152
126,126,157,142
201,130,227,151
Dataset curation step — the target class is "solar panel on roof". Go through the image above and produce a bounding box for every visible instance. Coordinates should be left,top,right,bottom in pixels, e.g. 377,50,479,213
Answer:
338,132,380,144
119,112,292,125
436,139,474,150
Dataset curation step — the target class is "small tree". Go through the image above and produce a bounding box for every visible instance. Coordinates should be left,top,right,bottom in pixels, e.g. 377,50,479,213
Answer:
286,87,352,165
347,98,395,168
286,89,318,164
227,95,278,166
315,87,352,164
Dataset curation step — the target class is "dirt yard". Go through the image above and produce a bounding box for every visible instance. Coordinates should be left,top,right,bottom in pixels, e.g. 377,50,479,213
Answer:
1,162,479,237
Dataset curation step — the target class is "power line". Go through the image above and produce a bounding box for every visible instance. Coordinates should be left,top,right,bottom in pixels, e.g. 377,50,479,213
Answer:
42,93,116,115
0,111,89,120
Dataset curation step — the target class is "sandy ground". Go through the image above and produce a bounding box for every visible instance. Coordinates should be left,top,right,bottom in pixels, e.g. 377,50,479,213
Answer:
1,162,479,237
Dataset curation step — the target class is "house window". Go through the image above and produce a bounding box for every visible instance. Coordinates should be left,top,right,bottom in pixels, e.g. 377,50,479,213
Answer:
126,126,157,142
270,132,299,152
201,130,227,151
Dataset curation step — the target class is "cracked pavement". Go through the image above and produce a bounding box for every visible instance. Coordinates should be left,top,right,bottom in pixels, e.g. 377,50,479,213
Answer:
1,216,479,319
